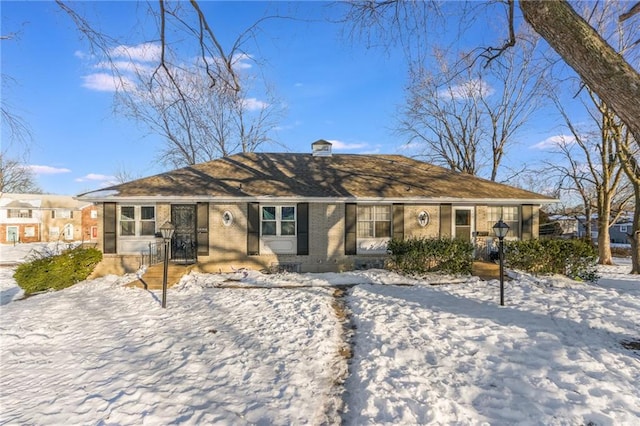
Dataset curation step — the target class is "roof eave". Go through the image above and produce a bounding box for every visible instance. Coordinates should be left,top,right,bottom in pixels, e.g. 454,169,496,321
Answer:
76,194,559,205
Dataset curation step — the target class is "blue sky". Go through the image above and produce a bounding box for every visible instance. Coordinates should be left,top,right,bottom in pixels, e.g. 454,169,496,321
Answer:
2,1,574,195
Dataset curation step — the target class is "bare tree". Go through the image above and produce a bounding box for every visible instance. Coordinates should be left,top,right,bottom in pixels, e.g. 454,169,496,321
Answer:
117,54,284,168
57,1,284,168
1,32,31,149
344,0,640,273
617,130,640,273
519,1,640,143
0,153,41,194
400,34,543,181
545,96,633,265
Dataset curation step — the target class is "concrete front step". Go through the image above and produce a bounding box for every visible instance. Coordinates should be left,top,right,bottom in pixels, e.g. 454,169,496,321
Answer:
472,261,509,281
127,263,195,290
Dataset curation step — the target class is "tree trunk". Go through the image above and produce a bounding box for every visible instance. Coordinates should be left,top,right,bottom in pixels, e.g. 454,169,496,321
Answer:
631,192,640,274
597,211,613,265
519,1,640,142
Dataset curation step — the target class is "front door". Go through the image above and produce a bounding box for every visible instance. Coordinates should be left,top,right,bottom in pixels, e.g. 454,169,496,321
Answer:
6,226,18,244
454,207,473,242
171,205,197,263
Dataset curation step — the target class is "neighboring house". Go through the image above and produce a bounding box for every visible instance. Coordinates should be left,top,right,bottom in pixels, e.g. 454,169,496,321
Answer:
547,213,634,244
610,221,633,244
0,193,97,244
77,140,557,275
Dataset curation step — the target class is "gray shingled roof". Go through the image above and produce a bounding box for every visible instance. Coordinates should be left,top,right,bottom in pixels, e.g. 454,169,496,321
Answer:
78,153,554,202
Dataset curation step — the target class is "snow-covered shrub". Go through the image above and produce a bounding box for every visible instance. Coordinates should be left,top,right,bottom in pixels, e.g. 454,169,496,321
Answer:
505,239,599,282
13,247,103,295
387,237,473,275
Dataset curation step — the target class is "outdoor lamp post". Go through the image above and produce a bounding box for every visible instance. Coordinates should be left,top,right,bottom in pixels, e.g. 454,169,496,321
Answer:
492,219,510,306
159,221,175,308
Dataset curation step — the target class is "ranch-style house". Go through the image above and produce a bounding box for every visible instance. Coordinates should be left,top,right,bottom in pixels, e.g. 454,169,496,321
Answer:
77,140,556,275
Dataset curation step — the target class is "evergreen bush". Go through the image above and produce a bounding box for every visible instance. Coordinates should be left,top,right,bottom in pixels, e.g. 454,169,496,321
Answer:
505,239,599,282
13,247,103,295
387,237,474,275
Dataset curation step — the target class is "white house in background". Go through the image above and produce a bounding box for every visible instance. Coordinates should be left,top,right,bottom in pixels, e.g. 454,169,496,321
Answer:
0,193,98,244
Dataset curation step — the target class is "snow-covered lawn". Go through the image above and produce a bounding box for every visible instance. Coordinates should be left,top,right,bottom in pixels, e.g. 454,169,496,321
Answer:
1,244,639,425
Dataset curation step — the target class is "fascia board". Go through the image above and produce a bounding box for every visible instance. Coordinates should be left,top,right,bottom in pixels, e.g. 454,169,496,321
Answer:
76,194,560,205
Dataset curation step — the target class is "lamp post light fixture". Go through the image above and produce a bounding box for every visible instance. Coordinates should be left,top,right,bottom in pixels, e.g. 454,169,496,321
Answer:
492,219,510,306
159,221,175,308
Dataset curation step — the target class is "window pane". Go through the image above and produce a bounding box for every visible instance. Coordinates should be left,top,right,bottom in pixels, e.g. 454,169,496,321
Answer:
141,206,155,220
262,207,276,220
375,206,390,221
281,222,296,236
375,221,391,238
455,210,470,226
358,206,373,221
141,221,156,236
121,221,135,236
281,206,295,221
357,222,373,238
121,207,135,221
262,221,276,235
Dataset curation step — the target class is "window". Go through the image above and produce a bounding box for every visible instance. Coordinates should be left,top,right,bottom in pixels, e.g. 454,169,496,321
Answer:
24,227,35,237
357,205,391,238
620,225,628,233
120,206,135,236
261,206,296,236
52,210,72,219
140,206,156,236
50,226,59,238
119,206,155,237
8,209,32,218
488,206,520,238
90,210,98,219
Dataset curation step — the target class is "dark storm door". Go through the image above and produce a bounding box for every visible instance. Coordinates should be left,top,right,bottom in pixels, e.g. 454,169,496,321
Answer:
171,204,197,262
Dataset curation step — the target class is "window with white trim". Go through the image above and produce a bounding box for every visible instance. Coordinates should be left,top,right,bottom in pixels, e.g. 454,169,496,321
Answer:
488,206,520,238
261,206,296,236
119,206,155,237
120,206,135,236
8,209,32,218
357,205,391,238
140,206,156,236
52,209,73,219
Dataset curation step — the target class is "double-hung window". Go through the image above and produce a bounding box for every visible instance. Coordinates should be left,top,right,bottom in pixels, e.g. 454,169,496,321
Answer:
356,205,392,254
261,206,296,236
8,209,32,218
120,206,136,236
140,206,156,236
488,206,520,238
52,210,72,219
357,205,391,238
119,206,156,237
